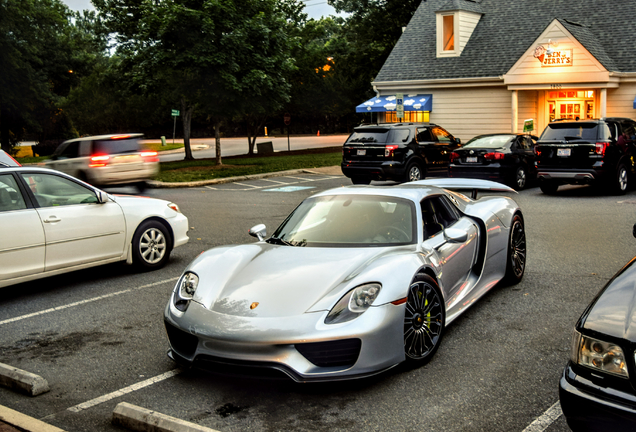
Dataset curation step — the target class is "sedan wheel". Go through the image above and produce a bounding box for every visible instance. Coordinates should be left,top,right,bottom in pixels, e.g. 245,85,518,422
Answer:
133,220,172,269
404,275,445,365
513,166,527,190
504,214,526,284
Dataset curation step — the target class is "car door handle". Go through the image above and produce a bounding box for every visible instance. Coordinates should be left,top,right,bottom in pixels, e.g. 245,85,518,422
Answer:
44,216,61,223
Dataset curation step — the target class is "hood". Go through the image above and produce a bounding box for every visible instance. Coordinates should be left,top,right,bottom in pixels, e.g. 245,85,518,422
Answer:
583,258,636,341
190,243,401,318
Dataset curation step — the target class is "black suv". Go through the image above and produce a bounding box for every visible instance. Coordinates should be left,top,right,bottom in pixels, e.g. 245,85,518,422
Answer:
535,118,636,194
341,123,461,184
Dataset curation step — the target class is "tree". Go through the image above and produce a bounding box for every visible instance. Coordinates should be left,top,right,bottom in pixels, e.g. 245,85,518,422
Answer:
0,0,79,152
94,0,298,164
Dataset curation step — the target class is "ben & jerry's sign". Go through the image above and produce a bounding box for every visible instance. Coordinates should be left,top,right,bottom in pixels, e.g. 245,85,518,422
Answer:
533,45,572,67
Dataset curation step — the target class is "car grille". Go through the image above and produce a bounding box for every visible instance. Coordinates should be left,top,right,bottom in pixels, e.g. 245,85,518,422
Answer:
295,339,362,367
164,321,199,358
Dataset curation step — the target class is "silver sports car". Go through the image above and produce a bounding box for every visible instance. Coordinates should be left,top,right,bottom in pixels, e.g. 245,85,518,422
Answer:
164,179,526,382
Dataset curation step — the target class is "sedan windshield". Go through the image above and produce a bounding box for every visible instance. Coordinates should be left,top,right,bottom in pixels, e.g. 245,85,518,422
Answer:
464,135,514,149
270,194,416,247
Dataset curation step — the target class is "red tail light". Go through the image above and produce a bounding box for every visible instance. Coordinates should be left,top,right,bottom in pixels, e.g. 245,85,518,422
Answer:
484,152,505,160
111,135,131,140
450,152,460,162
595,142,610,156
140,150,159,162
534,146,541,156
89,155,110,167
385,145,398,157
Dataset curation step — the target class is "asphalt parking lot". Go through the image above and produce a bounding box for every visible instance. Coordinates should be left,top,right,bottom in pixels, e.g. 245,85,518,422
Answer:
1,172,635,431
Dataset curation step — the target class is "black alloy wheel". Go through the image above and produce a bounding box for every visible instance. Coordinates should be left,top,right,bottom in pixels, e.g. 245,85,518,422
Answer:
513,166,527,190
132,220,172,269
404,162,424,183
403,274,445,365
539,180,558,194
504,213,526,284
351,176,371,185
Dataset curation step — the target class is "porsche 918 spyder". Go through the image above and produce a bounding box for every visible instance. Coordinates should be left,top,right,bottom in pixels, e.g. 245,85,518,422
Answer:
163,179,526,382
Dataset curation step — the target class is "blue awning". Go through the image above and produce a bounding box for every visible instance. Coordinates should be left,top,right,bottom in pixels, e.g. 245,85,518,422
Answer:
633,95,636,109
356,94,433,113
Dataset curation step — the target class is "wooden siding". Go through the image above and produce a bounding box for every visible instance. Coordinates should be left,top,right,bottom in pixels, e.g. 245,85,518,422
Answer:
517,91,538,133
607,83,636,119
428,87,511,141
458,11,481,55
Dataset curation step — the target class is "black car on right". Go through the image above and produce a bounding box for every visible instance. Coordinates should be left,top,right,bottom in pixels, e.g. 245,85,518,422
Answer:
535,117,636,194
448,133,537,190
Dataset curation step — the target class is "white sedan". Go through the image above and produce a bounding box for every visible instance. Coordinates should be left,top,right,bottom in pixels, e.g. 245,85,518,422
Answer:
0,167,189,288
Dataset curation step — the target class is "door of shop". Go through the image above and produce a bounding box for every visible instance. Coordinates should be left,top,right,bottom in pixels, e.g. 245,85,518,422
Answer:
556,101,584,120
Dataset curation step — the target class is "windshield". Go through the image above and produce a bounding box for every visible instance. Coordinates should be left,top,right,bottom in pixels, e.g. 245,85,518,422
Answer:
464,135,514,149
540,123,598,141
346,129,390,144
270,194,416,247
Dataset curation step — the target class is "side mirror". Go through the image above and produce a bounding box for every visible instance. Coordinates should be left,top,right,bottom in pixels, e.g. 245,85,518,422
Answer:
444,228,468,243
454,137,461,145
95,190,109,204
249,224,267,241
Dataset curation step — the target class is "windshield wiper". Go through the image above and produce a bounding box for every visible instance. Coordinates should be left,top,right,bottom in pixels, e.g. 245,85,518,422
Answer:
267,236,295,246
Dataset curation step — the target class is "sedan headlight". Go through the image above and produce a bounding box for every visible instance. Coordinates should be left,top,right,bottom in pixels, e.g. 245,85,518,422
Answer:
325,283,381,324
571,330,628,378
173,272,199,312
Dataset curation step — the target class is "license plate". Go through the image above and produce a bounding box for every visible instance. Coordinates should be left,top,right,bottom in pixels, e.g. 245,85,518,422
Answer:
357,149,366,156
557,148,571,157
466,156,478,163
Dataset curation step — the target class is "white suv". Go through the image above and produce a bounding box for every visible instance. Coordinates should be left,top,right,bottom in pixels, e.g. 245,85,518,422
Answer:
45,134,159,191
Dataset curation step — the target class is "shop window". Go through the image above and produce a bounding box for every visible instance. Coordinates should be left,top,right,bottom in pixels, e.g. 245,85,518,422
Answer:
443,15,454,51
386,111,430,123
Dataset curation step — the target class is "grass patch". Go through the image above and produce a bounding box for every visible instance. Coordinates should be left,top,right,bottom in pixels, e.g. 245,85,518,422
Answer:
142,142,184,152
157,147,342,183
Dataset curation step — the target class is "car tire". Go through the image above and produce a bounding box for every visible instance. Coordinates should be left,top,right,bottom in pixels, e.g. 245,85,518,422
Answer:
512,166,527,190
503,213,526,285
404,162,424,183
132,220,172,270
613,164,629,195
351,177,371,185
403,274,445,366
539,180,558,194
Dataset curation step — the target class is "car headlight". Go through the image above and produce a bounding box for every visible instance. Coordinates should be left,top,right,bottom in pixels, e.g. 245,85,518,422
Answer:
571,330,628,378
173,272,199,312
325,283,381,324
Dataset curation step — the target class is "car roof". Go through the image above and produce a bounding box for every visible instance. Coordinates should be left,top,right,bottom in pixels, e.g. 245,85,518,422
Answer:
311,184,448,203
353,122,438,129
63,133,144,143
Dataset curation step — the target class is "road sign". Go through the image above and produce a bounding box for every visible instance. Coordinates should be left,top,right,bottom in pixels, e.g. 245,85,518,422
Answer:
171,109,180,117
284,113,291,125
396,93,404,119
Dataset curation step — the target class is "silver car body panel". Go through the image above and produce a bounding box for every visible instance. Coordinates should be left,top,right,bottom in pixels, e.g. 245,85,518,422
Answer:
165,179,522,381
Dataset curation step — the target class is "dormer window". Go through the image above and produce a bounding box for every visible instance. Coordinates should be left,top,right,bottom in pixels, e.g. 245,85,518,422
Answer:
436,2,483,58
437,12,459,56
443,15,455,51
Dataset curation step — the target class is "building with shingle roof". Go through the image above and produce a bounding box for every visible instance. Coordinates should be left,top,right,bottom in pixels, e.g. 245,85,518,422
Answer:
359,0,636,140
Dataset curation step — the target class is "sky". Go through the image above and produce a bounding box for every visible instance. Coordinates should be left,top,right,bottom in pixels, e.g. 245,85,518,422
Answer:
61,0,342,20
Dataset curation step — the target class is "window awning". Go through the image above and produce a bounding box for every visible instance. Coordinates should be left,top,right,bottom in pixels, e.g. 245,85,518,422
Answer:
356,94,433,113
633,95,636,109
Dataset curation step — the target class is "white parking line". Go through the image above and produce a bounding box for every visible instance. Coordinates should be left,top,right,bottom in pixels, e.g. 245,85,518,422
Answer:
522,401,562,432
204,175,342,191
0,277,179,326
232,182,262,188
67,369,181,412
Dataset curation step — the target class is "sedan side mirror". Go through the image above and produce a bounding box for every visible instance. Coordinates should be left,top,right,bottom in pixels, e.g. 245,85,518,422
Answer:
249,224,267,241
454,138,461,145
95,190,109,204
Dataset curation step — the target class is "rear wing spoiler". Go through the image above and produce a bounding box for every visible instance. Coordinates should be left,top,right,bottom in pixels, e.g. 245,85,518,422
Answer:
410,178,517,199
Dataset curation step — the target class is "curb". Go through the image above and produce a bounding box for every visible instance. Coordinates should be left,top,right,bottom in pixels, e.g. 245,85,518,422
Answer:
112,402,220,432
0,362,49,396
0,405,65,432
149,168,324,189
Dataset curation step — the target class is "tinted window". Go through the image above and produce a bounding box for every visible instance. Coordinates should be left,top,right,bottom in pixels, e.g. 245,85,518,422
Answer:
271,194,416,246
432,126,452,143
540,123,598,141
0,174,26,212
20,173,98,207
60,141,80,159
93,138,140,155
464,135,514,149
390,129,410,143
417,128,433,142
421,196,459,240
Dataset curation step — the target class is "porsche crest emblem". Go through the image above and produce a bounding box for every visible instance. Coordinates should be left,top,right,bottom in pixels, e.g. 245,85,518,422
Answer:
250,302,259,310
